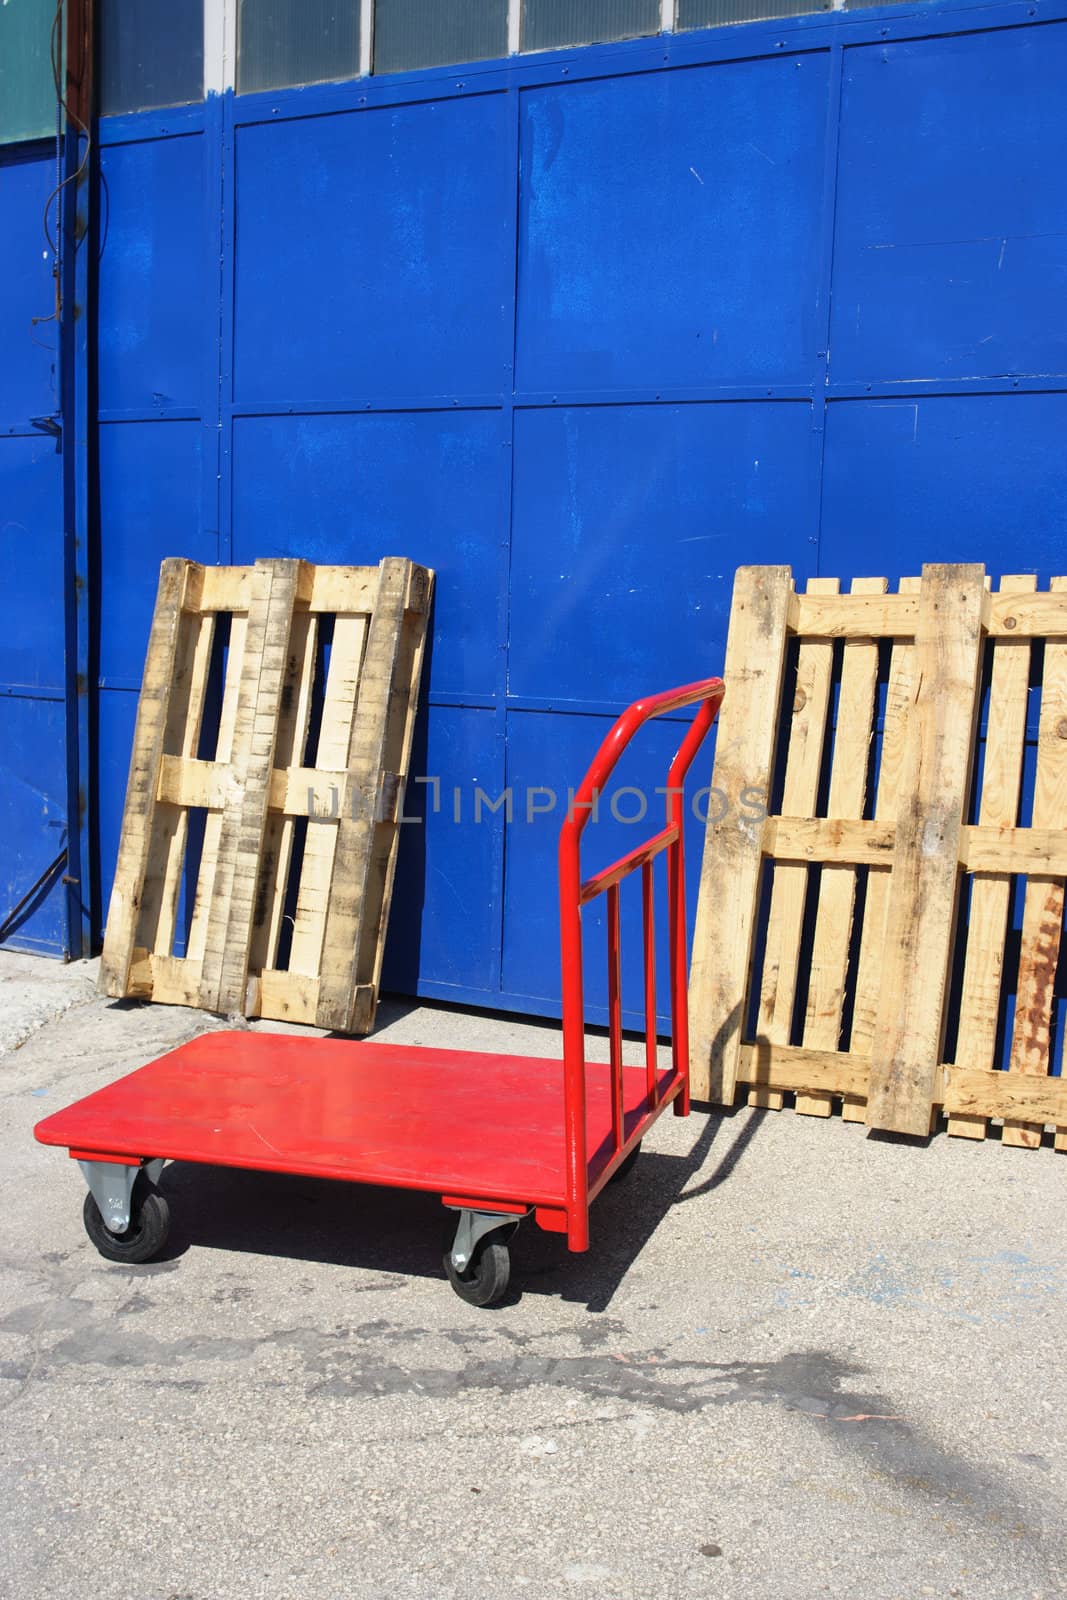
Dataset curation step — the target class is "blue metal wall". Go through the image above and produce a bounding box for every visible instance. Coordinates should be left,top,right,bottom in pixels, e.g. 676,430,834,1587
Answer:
3,0,1067,1020
0,144,70,954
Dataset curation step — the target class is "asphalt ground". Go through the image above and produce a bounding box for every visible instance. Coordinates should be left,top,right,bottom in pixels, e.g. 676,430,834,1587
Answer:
1,950,1064,1600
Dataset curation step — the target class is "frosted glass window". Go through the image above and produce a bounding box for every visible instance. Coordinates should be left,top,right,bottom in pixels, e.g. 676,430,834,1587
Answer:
0,0,56,143
237,0,361,94
98,0,204,115
678,0,827,25
522,0,659,52
373,0,508,74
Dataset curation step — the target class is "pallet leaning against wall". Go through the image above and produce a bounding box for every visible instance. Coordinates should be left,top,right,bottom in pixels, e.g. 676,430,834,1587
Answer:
99,556,433,1033
689,564,1067,1148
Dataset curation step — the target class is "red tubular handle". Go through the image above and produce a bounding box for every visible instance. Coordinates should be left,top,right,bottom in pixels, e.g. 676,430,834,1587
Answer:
557,677,725,1250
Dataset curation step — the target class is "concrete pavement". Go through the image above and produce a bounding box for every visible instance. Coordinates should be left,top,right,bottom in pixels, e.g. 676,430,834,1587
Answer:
1,951,1064,1599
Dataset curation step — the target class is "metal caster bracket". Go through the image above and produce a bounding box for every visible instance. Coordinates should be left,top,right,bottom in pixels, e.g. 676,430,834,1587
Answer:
78,1158,165,1234
446,1207,525,1273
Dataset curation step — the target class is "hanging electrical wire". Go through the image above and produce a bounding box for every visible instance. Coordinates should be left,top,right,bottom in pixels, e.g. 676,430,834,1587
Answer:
32,0,93,332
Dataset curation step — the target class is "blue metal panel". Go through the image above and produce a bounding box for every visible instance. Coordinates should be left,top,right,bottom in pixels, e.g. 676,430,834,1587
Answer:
0,695,68,954
96,133,208,412
230,410,505,697
0,435,64,688
0,146,68,955
95,687,138,943
229,408,507,997
232,93,513,403
831,23,1067,383
510,402,815,703
96,421,213,685
516,55,830,391
92,416,213,944
502,707,717,1020
0,146,60,424
820,395,1067,580
382,706,503,996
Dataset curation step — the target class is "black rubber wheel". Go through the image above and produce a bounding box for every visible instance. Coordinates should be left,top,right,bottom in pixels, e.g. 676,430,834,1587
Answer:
444,1236,511,1307
83,1180,170,1264
610,1142,642,1184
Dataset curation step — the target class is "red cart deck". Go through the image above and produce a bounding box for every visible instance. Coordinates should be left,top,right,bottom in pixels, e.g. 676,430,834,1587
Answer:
34,1028,682,1224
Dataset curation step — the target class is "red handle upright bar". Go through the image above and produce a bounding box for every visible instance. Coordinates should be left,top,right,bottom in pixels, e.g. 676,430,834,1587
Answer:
557,676,725,1250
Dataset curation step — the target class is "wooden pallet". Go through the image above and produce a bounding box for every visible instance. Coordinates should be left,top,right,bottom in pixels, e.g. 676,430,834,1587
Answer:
99,557,433,1033
689,564,1067,1147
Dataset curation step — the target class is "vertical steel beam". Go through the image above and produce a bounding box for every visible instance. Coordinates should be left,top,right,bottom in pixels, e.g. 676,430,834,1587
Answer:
360,0,374,75
61,0,94,958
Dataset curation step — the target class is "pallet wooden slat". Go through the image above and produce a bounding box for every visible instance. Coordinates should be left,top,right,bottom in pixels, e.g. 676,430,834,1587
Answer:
141,605,217,960
1004,576,1067,1148
98,560,198,998
197,560,301,1013
751,576,839,1110
862,565,986,1136
791,589,1067,639
185,610,249,965
195,564,381,616
765,816,1067,876
351,564,434,1032
799,577,886,1117
316,558,430,1033
689,566,794,1105
849,578,921,1071
948,574,1036,1138
287,611,370,982
943,1065,1067,1126
739,1042,870,1100
98,556,433,1033
251,608,320,977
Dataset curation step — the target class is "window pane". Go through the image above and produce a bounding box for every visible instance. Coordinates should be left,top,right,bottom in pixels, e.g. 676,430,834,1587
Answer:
237,0,361,94
522,0,659,53
0,0,56,143
98,0,204,116
678,0,827,26
373,0,508,74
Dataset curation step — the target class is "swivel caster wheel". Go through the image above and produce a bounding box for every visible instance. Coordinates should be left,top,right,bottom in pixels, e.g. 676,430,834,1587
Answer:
444,1208,522,1307
81,1167,170,1264
444,1235,511,1307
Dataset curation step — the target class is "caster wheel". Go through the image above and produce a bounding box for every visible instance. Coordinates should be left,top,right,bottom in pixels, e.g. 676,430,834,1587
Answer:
610,1142,642,1184
444,1235,511,1307
83,1179,170,1264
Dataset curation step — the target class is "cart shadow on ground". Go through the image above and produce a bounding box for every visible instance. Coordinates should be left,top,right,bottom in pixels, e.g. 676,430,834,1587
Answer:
150,1100,764,1314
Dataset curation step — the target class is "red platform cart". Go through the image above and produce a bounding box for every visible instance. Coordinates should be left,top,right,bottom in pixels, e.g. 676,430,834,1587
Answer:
35,677,723,1305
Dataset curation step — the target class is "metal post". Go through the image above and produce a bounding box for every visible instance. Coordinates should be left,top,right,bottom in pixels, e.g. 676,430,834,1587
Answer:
61,0,94,959
642,859,658,1108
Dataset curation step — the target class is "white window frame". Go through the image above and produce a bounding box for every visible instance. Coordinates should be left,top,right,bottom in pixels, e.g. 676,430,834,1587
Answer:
207,0,681,93
203,0,236,93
